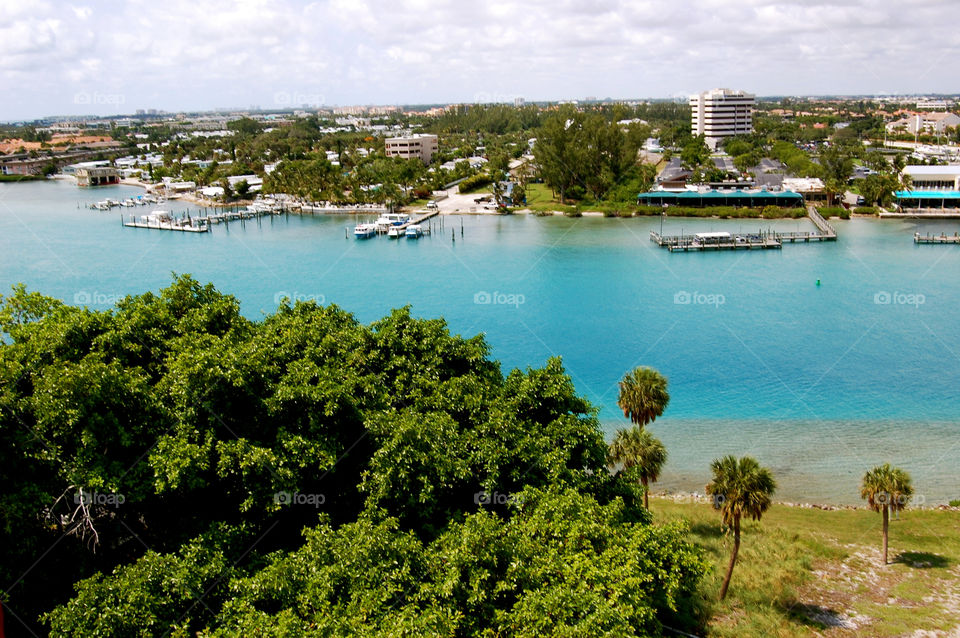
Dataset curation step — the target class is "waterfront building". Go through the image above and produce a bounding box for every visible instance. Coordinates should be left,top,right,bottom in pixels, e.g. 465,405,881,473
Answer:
75,166,120,186
689,88,755,149
903,165,960,190
385,133,438,165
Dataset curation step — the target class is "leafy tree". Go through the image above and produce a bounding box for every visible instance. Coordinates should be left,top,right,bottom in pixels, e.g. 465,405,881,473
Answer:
0,277,706,635
680,135,710,169
534,108,641,202
234,179,250,199
704,455,776,600
608,426,667,509
617,366,670,427
860,464,914,565
818,146,854,205
219,177,233,201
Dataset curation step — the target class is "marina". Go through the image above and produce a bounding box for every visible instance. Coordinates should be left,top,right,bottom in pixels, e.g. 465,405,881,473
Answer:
4,180,960,503
123,200,287,232
354,209,440,239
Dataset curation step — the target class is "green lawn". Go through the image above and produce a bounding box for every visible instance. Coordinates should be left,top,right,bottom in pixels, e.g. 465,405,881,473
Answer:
652,497,960,636
521,183,808,219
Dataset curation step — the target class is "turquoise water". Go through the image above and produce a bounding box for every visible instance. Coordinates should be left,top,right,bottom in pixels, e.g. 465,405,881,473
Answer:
3,180,960,503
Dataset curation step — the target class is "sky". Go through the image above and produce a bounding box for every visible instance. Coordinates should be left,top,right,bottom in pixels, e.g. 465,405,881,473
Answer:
1,0,958,121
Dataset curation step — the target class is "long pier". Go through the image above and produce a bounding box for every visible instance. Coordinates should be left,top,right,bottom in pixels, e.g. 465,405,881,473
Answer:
651,210,837,253
123,203,286,232
397,209,439,231
915,232,960,244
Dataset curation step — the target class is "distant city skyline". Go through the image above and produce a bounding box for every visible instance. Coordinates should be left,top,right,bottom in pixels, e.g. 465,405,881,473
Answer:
1,0,958,121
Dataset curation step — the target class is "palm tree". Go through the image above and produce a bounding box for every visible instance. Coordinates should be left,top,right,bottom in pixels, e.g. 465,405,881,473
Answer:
705,455,776,600
860,464,914,566
608,426,667,509
617,367,670,428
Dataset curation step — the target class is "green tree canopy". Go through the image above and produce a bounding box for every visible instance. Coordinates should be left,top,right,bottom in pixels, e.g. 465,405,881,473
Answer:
0,276,704,636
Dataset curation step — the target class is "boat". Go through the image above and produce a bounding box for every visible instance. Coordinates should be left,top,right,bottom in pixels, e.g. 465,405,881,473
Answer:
374,212,410,232
354,223,377,239
387,226,404,238
405,224,423,238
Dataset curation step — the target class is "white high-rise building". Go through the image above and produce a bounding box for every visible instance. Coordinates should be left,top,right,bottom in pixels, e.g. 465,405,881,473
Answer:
689,88,755,149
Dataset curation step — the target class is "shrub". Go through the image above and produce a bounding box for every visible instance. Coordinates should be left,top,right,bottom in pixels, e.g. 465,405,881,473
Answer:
458,173,492,194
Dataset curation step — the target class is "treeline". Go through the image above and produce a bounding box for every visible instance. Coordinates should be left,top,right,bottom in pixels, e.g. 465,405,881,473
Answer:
534,106,653,202
0,277,705,636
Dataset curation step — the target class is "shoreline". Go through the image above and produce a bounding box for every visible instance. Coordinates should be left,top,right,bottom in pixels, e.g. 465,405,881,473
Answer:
653,490,960,511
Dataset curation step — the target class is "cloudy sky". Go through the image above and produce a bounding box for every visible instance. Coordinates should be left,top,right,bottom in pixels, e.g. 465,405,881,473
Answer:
1,0,957,121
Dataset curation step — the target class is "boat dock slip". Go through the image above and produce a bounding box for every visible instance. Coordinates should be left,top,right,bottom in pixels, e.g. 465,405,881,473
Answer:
650,230,783,251
915,232,960,244
124,201,286,232
651,210,837,253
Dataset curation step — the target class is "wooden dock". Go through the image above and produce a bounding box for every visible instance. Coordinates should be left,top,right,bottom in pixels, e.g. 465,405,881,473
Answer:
650,231,783,251
651,210,837,253
915,232,960,244
397,209,439,231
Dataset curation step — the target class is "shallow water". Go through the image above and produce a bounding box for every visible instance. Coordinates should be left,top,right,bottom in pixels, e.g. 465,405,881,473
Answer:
2,180,959,503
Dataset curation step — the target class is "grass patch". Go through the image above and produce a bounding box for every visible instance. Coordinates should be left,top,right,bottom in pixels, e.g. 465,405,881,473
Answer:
523,184,809,219
652,497,960,637
0,174,47,182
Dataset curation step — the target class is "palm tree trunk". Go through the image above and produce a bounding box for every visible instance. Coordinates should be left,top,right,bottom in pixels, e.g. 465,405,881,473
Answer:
719,517,740,600
882,505,889,565
642,477,649,509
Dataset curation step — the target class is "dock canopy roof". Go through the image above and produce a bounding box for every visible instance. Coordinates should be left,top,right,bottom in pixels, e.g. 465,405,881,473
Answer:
637,190,804,207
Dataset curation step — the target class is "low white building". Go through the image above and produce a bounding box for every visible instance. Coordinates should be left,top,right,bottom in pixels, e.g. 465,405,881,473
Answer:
903,165,960,190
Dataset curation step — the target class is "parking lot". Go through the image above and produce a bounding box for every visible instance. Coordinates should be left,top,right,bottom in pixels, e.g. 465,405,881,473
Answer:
432,186,500,214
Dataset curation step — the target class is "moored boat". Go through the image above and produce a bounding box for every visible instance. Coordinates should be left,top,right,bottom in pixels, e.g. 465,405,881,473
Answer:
354,223,377,238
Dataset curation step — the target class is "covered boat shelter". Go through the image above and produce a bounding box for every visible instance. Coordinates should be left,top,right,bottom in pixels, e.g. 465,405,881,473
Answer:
637,190,804,208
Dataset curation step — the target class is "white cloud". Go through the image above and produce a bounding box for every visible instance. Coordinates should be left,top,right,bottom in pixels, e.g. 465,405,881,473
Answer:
0,0,957,119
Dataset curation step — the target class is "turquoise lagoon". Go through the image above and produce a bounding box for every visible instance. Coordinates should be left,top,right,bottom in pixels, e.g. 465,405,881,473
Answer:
2,179,959,503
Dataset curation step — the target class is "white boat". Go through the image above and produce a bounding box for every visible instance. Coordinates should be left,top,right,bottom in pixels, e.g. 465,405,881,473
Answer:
374,212,410,231
387,226,404,238
354,223,377,238
405,224,423,238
